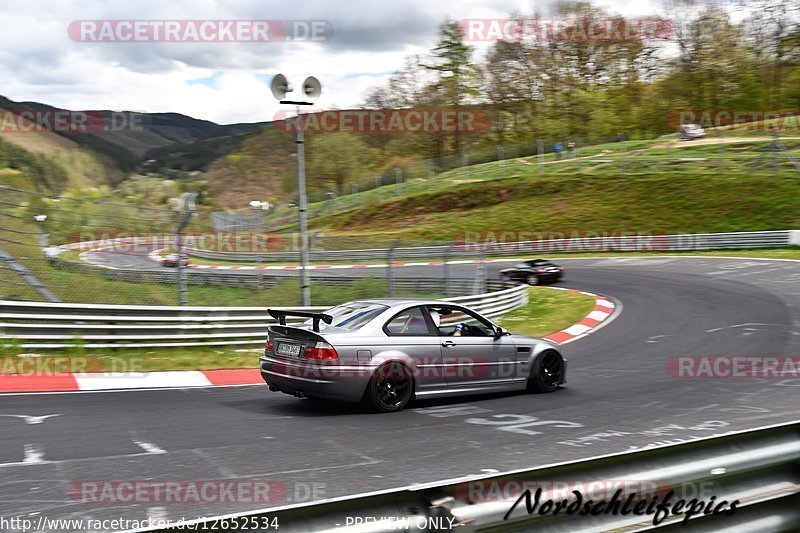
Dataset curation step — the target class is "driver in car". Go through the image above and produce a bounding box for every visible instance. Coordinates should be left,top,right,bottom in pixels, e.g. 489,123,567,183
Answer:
429,309,466,336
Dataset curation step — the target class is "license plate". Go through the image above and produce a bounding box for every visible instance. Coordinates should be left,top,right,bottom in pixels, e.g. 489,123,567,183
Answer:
276,342,302,357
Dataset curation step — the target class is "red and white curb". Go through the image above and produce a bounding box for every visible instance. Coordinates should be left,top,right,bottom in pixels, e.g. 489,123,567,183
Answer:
0,369,262,394
542,287,618,345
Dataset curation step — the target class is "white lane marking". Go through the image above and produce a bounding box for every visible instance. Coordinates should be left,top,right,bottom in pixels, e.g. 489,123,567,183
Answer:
0,414,60,425
0,448,169,469
132,437,167,455
586,310,611,321
24,444,45,464
646,335,675,343
0,444,49,468
706,323,788,333
595,299,614,308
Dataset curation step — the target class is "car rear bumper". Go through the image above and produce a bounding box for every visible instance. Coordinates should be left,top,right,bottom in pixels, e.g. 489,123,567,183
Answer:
260,355,371,402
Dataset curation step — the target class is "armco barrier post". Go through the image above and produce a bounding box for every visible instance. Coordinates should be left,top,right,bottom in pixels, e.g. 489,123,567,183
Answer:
444,244,453,297
387,239,401,297
473,252,487,294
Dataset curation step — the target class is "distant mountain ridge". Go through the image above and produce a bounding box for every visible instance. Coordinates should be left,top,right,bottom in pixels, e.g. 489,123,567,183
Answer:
0,95,270,170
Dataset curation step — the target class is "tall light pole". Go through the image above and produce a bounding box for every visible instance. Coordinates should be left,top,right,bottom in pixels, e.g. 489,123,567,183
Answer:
176,193,198,306
271,74,321,306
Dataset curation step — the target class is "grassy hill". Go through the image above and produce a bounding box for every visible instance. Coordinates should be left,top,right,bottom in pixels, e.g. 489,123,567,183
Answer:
312,172,800,240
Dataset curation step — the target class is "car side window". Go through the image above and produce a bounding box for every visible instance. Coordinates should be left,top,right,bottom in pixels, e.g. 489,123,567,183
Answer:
384,306,434,336
429,306,495,337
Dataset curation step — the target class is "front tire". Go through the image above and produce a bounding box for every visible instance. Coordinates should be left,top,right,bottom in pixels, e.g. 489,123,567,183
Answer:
528,350,564,393
365,362,414,412
527,274,539,285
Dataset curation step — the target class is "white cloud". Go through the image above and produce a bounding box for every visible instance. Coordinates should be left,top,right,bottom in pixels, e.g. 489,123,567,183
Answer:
0,0,669,124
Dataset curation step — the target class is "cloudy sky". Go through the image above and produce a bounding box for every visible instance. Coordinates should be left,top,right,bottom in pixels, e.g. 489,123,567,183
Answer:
0,0,668,124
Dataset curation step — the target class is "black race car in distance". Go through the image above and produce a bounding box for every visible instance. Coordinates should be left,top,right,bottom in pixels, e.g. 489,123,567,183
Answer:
499,259,564,285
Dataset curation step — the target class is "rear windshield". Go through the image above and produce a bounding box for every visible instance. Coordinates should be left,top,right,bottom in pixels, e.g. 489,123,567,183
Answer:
308,303,389,331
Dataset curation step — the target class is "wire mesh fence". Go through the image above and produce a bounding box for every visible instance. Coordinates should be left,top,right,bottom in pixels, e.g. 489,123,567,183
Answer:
0,180,491,306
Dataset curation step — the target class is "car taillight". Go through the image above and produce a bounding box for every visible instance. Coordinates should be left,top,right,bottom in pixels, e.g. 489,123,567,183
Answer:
265,339,274,353
557,266,564,271
305,341,338,360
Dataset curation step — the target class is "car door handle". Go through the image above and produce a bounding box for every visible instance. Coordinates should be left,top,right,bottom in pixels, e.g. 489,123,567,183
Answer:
441,340,456,347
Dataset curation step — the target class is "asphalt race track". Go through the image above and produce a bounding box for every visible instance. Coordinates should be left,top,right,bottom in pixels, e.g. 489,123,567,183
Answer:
1,256,799,530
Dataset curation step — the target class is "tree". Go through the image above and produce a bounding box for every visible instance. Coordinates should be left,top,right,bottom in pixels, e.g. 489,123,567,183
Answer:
306,133,373,195
425,20,480,153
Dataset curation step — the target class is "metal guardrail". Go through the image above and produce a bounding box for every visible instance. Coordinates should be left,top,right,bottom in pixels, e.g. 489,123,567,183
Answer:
184,230,800,262
134,420,800,532
0,283,528,349
48,258,485,292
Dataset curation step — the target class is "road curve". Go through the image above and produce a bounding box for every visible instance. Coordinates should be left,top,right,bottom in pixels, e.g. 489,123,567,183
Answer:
1,256,798,530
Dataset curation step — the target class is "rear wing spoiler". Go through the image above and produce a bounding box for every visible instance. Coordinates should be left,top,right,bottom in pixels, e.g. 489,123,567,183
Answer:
268,309,333,332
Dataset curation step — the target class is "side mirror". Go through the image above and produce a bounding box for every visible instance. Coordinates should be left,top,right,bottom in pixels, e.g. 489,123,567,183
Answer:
493,326,507,339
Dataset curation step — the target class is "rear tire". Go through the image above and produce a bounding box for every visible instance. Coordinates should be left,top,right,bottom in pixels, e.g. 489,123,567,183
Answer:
527,350,564,393
365,362,414,412
527,274,539,285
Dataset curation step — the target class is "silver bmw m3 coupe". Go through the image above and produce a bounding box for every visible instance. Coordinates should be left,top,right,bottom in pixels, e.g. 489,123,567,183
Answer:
260,299,567,412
